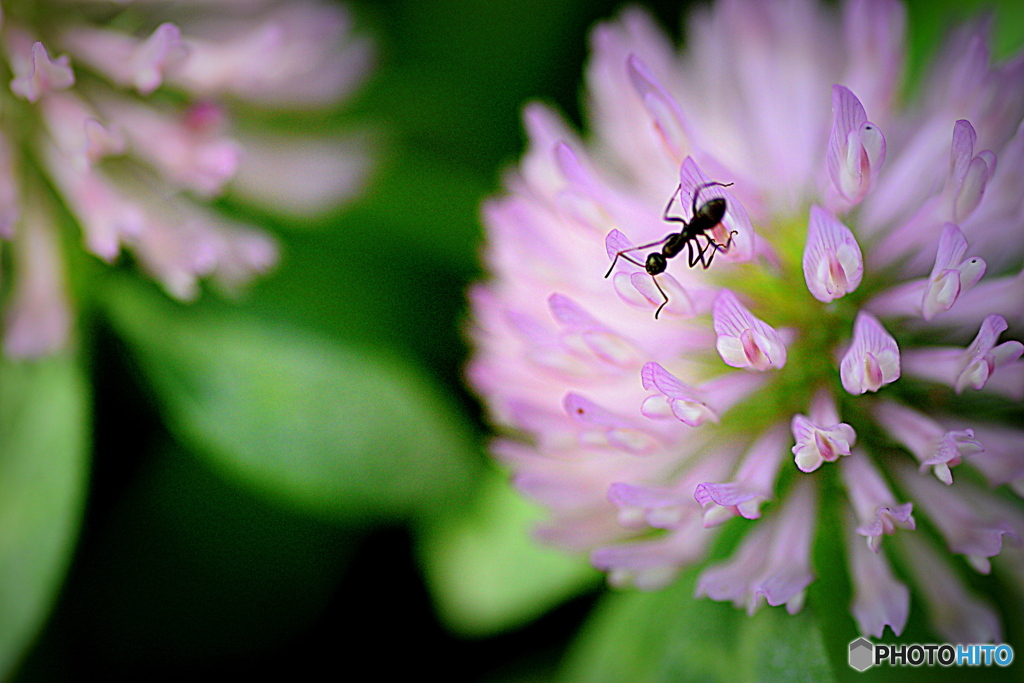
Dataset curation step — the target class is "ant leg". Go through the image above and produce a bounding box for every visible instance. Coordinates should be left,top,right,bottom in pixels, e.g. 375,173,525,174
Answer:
683,235,717,269
712,230,738,252
662,184,686,224
700,230,737,269
604,251,644,278
687,238,707,268
604,236,672,278
682,229,740,270
690,180,735,215
652,276,669,319
706,229,740,255
701,237,718,269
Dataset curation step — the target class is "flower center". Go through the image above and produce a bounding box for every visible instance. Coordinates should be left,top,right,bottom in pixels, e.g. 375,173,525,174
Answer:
712,216,865,433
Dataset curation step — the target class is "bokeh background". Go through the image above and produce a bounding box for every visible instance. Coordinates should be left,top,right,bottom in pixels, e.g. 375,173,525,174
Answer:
4,0,1024,680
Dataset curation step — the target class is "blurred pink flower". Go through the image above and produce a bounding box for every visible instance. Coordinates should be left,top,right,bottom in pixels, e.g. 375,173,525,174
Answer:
0,0,374,355
468,0,1024,642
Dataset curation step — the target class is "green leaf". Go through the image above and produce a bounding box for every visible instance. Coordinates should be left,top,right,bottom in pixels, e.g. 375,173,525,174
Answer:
560,568,836,683
0,356,89,678
904,0,1024,95
63,442,355,667
419,469,600,635
102,277,479,521
736,608,836,683
352,145,489,273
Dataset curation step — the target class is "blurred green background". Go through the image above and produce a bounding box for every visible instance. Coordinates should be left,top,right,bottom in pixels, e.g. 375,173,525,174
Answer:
3,0,1024,680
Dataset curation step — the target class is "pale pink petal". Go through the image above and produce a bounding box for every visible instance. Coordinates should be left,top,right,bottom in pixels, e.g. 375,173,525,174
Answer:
922,223,986,320
696,521,772,614
605,229,635,264
873,400,981,484
606,486,666,529
827,85,886,207
802,205,863,302
132,23,188,93
593,515,715,590
126,201,277,301
943,265,1024,331
39,93,125,170
2,209,71,357
902,315,1024,394
712,289,787,370
640,361,767,427
840,0,906,122
862,278,925,319
948,421,1024,491
0,132,19,238
683,0,837,207
533,512,632,554
679,157,755,263
641,362,716,427
626,54,692,163
170,2,372,108
517,105,576,201
899,534,1002,644
867,120,997,272
640,362,700,404
847,514,909,638
564,393,660,454
9,40,74,102
609,482,687,529
495,439,640,513
95,96,239,196
921,19,991,115
61,23,187,95
610,452,737,529
694,422,788,525
605,229,706,319
954,315,1024,393
696,371,769,419
945,120,996,223
585,7,681,192
962,119,1024,272
755,479,818,614
840,449,914,552
978,360,1024,401
41,141,143,261
553,142,617,232
200,216,280,296
840,311,900,394
791,390,856,473
897,463,1018,574
624,271,698,318
548,294,641,368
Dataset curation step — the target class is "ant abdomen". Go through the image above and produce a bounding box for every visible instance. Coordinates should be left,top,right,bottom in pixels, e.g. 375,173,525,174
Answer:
695,198,727,226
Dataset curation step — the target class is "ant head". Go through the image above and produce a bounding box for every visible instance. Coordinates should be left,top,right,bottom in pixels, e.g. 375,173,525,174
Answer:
696,197,727,225
645,252,667,275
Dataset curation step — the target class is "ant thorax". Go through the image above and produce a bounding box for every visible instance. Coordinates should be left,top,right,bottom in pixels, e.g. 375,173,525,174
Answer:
661,233,687,259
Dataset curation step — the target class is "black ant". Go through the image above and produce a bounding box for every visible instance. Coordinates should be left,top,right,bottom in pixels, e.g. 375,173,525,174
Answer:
604,181,738,319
